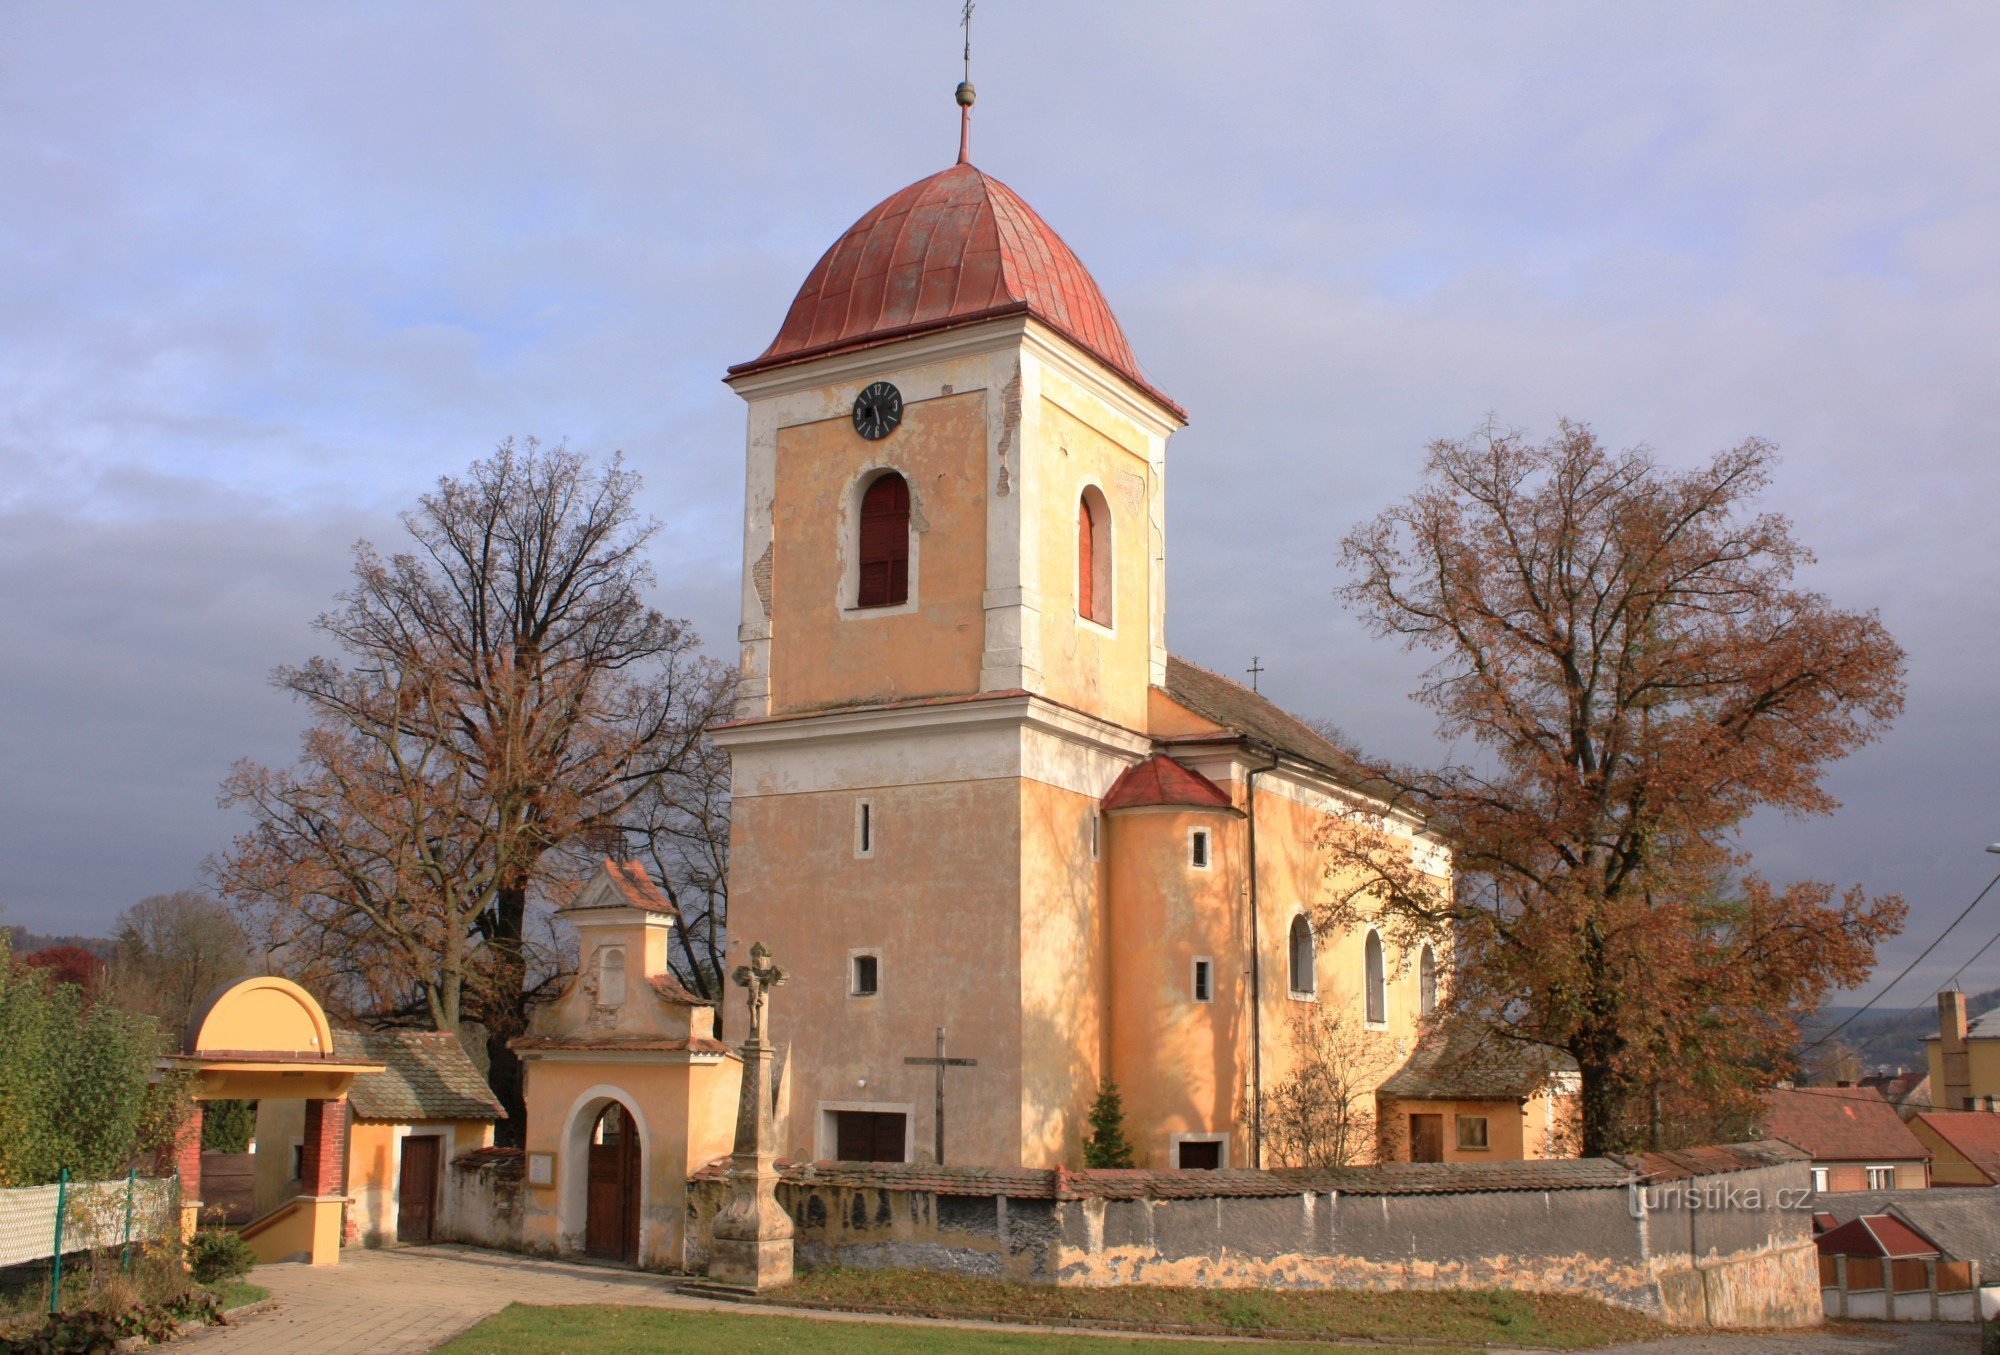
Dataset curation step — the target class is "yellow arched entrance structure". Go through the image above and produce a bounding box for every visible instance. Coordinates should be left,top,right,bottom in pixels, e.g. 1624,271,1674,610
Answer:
163,977,383,1265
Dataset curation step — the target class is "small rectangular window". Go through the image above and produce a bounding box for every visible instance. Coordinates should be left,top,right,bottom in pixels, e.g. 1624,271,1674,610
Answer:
1176,1139,1224,1170
856,800,874,858
1866,1165,1895,1190
1811,1167,1829,1192
1190,829,1210,869
1456,1115,1490,1151
850,953,879,998
1192,958,1213,1003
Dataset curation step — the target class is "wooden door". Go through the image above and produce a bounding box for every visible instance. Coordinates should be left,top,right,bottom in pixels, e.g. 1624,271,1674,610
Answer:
1410,1113,1445,1163
396,1136,441,1243
834,1111,907,1163
586,1104,641,1263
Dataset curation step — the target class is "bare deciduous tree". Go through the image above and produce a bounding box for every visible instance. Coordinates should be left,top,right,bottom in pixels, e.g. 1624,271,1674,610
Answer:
1263,999,1400,1168
1318,422,1906,1155
109,891,251,1039
218,440,732,1132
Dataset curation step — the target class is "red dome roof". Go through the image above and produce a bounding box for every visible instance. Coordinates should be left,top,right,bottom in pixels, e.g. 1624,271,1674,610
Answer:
730,163,1181,418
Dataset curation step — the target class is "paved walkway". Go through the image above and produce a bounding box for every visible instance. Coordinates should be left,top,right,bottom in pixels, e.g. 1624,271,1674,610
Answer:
180,1244,1983,1355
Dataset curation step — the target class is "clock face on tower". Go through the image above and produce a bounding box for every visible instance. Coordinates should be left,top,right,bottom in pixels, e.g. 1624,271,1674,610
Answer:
852,381,903,441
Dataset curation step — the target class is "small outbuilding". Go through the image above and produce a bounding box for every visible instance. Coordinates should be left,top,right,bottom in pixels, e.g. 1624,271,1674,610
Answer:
253,1028,504,1247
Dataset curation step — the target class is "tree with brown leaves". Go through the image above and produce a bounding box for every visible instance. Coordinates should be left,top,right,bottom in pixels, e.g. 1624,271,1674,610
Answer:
1316,422,1906,1155
217,440,733,1131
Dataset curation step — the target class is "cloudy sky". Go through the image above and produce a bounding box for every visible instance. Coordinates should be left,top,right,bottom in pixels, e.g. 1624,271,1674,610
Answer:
3,3,1994,1015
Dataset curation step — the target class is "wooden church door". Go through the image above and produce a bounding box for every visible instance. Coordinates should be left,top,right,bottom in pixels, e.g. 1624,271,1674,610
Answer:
585,1102,641,1263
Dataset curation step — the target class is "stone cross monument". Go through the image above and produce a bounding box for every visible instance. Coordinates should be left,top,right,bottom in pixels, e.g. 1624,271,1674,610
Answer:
707,941,795,1290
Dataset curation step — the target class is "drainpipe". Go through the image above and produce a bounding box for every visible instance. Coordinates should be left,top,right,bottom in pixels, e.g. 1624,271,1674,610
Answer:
1245,744,1280,1170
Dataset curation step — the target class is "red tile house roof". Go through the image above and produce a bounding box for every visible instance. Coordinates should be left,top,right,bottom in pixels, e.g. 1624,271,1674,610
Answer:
1759,1087,1930,1163
1101,755,1234,812
1815,1214,1941,1260
730,162,1181,419
1912,1112,2000,1184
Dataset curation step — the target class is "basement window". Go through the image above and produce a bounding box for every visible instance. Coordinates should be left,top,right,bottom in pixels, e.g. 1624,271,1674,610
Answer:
1455,1115,1490,1151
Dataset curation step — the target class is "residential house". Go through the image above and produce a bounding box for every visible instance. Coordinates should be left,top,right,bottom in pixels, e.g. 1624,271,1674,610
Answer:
253,1028,505,1246
1759,1086,1929,1191
1909,1112,2000,1187
1924,990,2000,1112
1859,1070,1932,1121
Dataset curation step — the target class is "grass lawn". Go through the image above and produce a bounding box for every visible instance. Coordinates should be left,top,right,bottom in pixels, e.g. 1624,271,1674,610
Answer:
435,1303,1465,1353
776,1269,1668,1350
218,1279,269,1309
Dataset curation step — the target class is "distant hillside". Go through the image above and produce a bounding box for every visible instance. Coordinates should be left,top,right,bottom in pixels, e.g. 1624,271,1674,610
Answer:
4,926,115,961
1800,988,2000,1075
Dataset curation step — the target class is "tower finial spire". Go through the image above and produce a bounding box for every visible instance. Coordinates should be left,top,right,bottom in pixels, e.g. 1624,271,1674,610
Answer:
956,0,976,165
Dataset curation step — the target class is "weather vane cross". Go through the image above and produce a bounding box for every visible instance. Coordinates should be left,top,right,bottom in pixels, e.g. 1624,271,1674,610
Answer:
955,0,977,165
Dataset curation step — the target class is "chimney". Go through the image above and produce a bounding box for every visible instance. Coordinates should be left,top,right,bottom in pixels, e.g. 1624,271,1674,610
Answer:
1941,990,1972,1112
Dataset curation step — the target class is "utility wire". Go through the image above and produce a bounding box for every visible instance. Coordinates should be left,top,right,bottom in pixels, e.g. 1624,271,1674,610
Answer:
1798,866,2000,1059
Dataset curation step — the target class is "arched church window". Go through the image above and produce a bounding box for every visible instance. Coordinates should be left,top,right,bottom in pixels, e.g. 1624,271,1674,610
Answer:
857,472,911,608
595,947,626,1008
1419,942,1437,1018
1078,487,1111,627
1287,914,1316,997
1365,930,1387,1026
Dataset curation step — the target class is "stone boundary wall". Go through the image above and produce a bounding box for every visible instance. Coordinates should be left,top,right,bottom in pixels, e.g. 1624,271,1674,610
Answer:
686,1141,1821,1328
443,1147,526,1252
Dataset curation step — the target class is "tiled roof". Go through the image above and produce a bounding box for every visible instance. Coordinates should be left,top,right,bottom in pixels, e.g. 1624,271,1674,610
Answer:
511,1035,730,1055
567,859,677,915
1758,1086,1931,1164
1101,755,1234,812
690,1153,1750,1199
1378,1025,1578,1101
1620,1140,1811,1180
330,1028,505,1123
1161,657,1381,793
650,973,710,1007
1912,1112,2000,1183
1815,1214,1940,1260
1817,1189,2000,1269
1860,1071,1931,1111
731,163,1181,420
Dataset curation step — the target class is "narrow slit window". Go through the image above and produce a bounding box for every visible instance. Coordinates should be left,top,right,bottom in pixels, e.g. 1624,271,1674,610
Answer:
856,800,875,858
1090,812,1100,861
1419,943,1438,1018
1192,958,1213,1003
856,472,911,608
1364,930,1386,1025
1190,829,1210,869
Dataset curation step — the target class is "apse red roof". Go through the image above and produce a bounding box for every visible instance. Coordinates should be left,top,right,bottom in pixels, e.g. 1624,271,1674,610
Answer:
1102,755,1234,812
731,162,1182,420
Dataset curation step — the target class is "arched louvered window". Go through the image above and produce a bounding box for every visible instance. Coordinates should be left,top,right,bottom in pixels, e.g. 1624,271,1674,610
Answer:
1287,915,1316,997
1419,943,1438,1018
857,472,910,608
1365,930,1387,1025
1078,486,1111,626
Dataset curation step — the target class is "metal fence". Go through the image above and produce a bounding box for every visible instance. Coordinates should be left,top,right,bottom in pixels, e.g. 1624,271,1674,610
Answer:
0,1172,176,1268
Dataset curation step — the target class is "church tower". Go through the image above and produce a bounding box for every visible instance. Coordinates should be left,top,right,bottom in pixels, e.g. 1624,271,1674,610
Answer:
715,102,1186,1168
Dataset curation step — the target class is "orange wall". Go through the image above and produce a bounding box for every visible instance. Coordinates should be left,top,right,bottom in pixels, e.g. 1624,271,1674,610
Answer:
767,392,988,714
729,776,1028,1166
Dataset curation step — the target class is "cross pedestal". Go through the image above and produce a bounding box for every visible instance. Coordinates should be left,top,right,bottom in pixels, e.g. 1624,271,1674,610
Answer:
707,941,795,1291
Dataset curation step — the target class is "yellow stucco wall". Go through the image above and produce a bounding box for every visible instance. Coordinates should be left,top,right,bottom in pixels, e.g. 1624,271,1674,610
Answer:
766,391,989,714
1910,1117,1988,1185
1925,1035,2000,1110
250,1100,495,1241
1031,388,1154,731
729,777,1027,1166
517,1054,741,1269
1019,778,1112,1165
1378,1098,1530,1162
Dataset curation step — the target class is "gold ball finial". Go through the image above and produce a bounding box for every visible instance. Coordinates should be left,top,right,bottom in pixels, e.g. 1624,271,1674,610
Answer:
956,80,976,107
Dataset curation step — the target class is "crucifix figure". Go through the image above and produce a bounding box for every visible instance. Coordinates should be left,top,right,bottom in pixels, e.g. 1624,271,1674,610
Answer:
732,940,789,1046
904,1026,977,1166
1246,655,1265,693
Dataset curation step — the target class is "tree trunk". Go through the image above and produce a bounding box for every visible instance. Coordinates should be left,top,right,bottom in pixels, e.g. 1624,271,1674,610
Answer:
485,882,530,1145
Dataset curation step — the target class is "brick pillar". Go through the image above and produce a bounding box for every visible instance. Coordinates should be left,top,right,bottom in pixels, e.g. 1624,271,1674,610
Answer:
301,1097,348,1197
173,1102,204,1205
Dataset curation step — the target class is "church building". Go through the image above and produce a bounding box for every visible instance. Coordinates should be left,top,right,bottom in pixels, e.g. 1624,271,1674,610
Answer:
709,109,1568,1172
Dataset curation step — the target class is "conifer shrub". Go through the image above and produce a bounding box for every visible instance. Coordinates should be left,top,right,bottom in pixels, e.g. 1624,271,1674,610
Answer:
1081,1080,1136,1168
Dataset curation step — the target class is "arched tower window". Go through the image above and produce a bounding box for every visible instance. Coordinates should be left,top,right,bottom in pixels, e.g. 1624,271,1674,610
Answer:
594,946,626,1009
857,472,910,608
1419,943,1437,1018
1078,486,1111,627
1364,930,1386,1025
1287,914,1316,997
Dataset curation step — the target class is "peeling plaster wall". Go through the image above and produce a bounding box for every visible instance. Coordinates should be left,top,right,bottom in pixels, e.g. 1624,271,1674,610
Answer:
687,1161,1823,1329
444,1160,524,1251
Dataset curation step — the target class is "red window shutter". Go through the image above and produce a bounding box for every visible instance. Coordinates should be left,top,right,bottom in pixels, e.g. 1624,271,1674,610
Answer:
857,474,910,607
1078,497,1094,621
